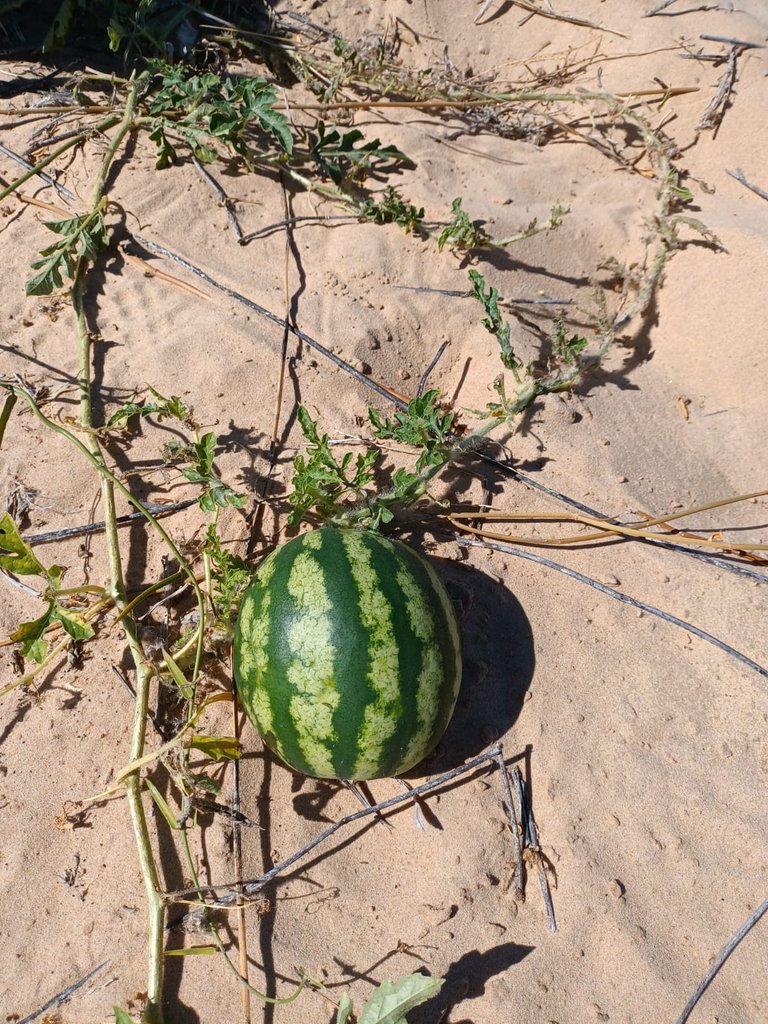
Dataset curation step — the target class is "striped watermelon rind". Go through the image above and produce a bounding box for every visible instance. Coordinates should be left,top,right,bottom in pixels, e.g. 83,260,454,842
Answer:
233,527,462,780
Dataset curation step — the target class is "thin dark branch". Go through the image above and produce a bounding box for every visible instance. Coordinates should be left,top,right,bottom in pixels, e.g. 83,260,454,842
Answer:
192,157,245,244
726,168,768,203
127,234,410,411
166,744,508,907
456,537,768,680
512,767,557,932
497,750,524,900
697,46,738,134
393,284,573,306
342,779,393,829
676,900,768,1024
17,961,110,1024
645,0,684,14
699,34,766,49
240,213,357,244
417,341,450,397
26,124,88,156
509,0,628,38
23,498,198,546
0,142,78,202
681,52,729,62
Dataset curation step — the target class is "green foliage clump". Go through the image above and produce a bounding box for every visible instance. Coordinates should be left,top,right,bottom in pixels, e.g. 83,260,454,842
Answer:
369,390,454,473
148,64,293,167
310,122,414,186
0,513,94,662
288,405,379,526
288,392,456,529
360,186,425,233
437,196,490,252
468,268,521,376
26,206,108,296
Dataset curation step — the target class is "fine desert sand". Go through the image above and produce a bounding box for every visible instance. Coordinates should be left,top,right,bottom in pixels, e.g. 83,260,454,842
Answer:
1,2,766,1022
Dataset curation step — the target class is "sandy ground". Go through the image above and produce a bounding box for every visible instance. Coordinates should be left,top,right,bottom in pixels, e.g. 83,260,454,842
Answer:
1,2,767,1022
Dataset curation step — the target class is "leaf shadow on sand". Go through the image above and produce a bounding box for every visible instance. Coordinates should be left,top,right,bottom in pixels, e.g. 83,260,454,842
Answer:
408,942,536,1024
412,553,536,775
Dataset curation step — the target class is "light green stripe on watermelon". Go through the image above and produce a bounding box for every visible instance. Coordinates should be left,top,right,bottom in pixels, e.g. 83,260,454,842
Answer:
285,549,339,778
341,530,401,779
394,561,445,769
235,546,289,757
236,587,277,747
302,529,323,551
415,550,461,700
257,547,281,587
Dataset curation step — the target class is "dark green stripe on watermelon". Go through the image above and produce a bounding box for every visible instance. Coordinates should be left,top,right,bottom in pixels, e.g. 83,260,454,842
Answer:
310,528,374,777
363,533,423,776
233,527,461,780
358,532,458,779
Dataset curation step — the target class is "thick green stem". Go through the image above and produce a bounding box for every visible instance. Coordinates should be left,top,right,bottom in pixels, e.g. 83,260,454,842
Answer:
71,76,166,1024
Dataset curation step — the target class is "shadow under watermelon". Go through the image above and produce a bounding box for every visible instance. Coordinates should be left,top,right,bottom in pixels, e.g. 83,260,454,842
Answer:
407,555,535,777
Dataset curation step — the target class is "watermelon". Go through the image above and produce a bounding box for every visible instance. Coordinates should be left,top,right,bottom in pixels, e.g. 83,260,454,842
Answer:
233,527,461,780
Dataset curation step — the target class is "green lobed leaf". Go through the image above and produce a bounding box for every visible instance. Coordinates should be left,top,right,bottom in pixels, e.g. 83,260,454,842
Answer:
357,974,444,1024
165,945,218,956
113,1008,139,1024
107,387,190,429
0,512,47,576
311,121,413,185
368,390,453,472
360,186,424,232
10,604,55,663
335,992,354,1024
196,433,216,474
551,319,588,366
468,269,521,373
162,649,195,700
255,103,293,154
290,404,382,523
187,735,242,762
25,257,66,296
438,197,489,252
145,778,181,830
54,604,95,642
199,481,247,512
149,122,177,168
145,386,191,424
239,78,293,153
148,66,294,166
25,211,108,295
204,524,253,623
106,400,163,429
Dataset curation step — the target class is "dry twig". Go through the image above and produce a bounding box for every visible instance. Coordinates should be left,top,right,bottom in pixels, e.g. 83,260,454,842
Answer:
676,900,768,1024
509,0,627,37
23,498,198,546
512,768,556,931
727,167,768,203
447,489,768,556
192,157,245,244
697,45,738,134
17,961,110,1024
456,537,768,680
165,745,528,909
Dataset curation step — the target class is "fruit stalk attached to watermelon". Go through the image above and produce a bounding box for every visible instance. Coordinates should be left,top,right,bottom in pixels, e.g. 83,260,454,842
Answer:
233,527,461,780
